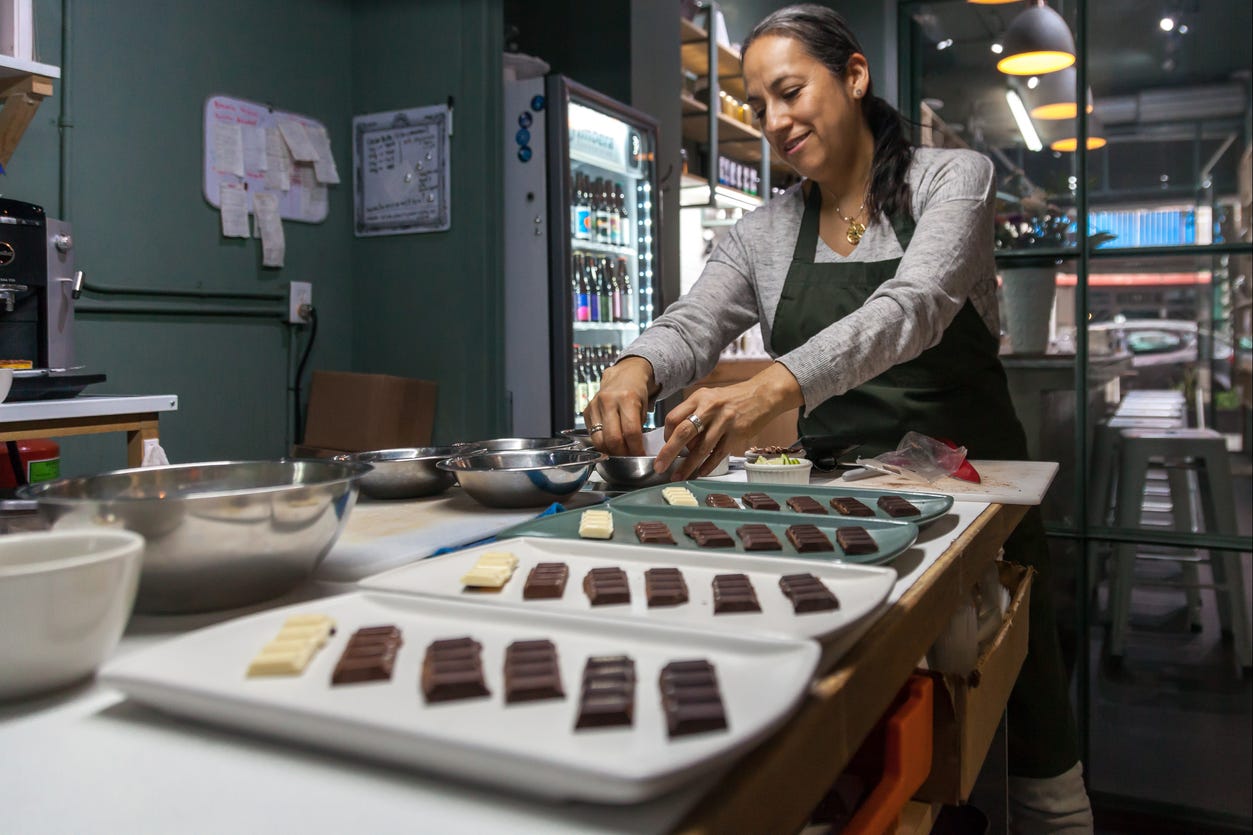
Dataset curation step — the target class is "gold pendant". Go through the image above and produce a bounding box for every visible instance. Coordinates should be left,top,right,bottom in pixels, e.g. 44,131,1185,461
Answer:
846,220,866,245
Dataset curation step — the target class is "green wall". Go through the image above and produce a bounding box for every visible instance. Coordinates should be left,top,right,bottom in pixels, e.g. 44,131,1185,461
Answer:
1,0,505,475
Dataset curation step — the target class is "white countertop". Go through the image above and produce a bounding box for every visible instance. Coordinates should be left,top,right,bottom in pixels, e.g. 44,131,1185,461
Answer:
0,489,995,834
0,394,179,423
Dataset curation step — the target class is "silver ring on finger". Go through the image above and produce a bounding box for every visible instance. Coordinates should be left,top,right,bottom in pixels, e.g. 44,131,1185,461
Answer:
588,423,604,434
687,413,705,434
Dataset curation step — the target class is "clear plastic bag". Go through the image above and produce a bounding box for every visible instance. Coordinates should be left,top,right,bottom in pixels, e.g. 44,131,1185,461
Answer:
854,431,970,484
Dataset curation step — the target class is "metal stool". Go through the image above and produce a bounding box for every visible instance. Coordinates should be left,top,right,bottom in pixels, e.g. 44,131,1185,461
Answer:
1108,428,1250,673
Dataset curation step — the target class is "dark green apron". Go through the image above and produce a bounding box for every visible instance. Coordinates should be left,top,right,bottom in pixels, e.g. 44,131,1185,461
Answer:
770,183,1078,778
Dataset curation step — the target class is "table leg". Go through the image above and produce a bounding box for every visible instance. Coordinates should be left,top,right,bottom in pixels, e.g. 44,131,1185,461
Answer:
127,420,162,468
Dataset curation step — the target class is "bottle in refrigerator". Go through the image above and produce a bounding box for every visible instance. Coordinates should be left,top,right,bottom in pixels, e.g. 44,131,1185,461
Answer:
595,179,612,244
575,255,591,322
615,182,629,246
598,257,612,323
617,259,632,322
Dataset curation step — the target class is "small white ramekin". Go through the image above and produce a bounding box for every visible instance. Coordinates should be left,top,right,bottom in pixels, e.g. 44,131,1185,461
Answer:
743,458,813,484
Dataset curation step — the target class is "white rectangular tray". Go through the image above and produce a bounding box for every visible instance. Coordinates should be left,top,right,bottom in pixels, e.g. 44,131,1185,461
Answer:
360,537,896,644
102,591,819,804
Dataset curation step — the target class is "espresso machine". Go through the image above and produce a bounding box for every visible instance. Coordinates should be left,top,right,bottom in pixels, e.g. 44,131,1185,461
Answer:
0,197,97,400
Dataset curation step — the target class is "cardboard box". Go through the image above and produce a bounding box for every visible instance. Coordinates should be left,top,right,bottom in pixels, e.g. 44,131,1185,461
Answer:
302,371,437,453
913,561,1034,804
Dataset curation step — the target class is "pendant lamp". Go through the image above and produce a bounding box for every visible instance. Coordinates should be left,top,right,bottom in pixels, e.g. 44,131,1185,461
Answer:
1028,67,1094,119
997,1,1076,75
1047,114,1107,151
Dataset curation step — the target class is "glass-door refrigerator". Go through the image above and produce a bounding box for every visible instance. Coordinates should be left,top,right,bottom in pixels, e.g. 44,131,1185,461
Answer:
504,75,661,436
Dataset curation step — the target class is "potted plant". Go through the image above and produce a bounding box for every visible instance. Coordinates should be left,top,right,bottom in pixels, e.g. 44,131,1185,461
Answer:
994,206,1072,354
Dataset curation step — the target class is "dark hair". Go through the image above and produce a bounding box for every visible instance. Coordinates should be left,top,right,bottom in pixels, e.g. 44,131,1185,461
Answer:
742,4,913,221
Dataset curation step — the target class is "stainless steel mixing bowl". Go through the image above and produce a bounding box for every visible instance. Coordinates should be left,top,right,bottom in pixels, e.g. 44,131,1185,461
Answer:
18,460,371,614
437,449,605,508
454,437,577,454
595,454,685,489
339,447,458,500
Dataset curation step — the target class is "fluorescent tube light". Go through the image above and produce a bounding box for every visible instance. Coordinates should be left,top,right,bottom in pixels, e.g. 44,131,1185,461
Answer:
1006,89,1043,151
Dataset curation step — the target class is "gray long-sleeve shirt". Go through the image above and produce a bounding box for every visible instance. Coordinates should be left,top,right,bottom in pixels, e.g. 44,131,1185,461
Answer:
622,147,1000,415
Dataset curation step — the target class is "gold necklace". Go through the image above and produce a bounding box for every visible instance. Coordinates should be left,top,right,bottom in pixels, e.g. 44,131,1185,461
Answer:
834,201,866,245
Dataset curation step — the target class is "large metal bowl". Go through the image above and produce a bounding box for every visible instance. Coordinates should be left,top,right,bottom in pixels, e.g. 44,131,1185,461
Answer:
339,447,458,500
454,437,577,454
17,459,370,614
437,449,605,508
595,454,684,489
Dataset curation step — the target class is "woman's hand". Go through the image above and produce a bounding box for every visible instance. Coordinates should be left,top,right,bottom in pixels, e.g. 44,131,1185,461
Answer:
582,356,658,456
658,362,805,480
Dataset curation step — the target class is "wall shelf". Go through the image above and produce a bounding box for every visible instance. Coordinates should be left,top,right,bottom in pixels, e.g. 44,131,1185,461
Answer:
0,55,59,168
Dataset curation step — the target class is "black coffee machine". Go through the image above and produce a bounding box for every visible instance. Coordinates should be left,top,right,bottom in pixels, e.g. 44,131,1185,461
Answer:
0,197,100,399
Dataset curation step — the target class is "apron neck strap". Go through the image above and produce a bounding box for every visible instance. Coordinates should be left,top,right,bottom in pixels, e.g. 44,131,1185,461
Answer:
792,180,917,261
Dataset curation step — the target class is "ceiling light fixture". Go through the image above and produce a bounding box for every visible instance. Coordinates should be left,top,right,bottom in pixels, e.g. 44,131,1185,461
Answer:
1159,16,1175,31
997,1,1076,75
1027,76,1040,89
1047,113,1107,151
991,42,1004,53
1028,67,1094,119
1006,89,1043,151
937,38,954,50
1178,23,1189,34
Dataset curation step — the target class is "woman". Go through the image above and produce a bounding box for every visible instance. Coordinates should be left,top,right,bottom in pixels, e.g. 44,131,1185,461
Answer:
584,5,1092,831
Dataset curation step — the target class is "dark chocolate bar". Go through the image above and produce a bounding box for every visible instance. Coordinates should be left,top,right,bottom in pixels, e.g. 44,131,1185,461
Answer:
779,573,840,613
644,567,689,607
522,562,568,599
877,495,921,517
421,636,490,702
704,493,739,509
786,495,828,514
829,496,875,517
712,573,761,613
575,655,635,729
682,520,735,548
835,525,879,555
659,659,728,737
331,624,404,685
736,523,782,551
742,492,780,511
503,639,564,703
634,521,676,545
583,566,630,605
785,524,835,553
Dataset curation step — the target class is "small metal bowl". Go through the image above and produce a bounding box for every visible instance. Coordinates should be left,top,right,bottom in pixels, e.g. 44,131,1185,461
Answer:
454,437,578,454
437,449,605,508
595,454,684,489
558,428,596,449
339,447,459,500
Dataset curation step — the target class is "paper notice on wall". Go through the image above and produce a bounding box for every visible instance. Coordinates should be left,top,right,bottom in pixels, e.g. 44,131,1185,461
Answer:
219,182,250,238
297,164,328,220
242,125,267,173
265,127,293,191
278,120,319,162
252,192,286,268
213,122,245,178
307,124,340,184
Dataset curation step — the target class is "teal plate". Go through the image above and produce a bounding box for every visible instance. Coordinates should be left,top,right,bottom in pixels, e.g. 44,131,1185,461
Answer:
494,503,918,566
608,479,955,526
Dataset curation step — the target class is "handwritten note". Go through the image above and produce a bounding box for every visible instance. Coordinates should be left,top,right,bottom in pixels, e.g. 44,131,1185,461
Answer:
352,104,451,236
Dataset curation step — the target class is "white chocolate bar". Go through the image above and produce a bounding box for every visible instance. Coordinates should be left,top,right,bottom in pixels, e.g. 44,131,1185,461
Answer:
662,486,697,507
246,643,316,677
460,551,519,588
578,509,614,539
273,623,333,647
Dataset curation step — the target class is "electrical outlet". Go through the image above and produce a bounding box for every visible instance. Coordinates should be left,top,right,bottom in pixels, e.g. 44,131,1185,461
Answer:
288,281,313,323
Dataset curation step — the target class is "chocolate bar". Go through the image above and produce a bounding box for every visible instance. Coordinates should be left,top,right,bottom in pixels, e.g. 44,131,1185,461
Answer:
779,573,840,613
704,493,739,509
634,521,676,545
246,613,336,678
785,524,835,553
659,659,728,737
785,495,828,515
877,495,921,517
682,521,735,548
503,639,564,703
644,567,689,607
829,496,875,517
575,655,635,729
736,523,782,551
331,624,403,685
835,525,879,555
522,562,568,599
742,492,780,511
712,573,761,613
583,566,630,605
421,636,490,703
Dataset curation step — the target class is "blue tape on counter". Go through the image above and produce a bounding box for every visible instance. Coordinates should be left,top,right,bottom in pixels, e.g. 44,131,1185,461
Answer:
427,502,568,557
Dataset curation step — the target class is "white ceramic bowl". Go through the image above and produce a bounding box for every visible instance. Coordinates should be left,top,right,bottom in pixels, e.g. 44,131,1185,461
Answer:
743,458,814,485
0,529,144,700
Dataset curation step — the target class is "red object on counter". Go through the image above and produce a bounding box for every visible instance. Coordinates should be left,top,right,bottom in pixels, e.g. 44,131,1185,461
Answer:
936,437,981,484
1,439,61,489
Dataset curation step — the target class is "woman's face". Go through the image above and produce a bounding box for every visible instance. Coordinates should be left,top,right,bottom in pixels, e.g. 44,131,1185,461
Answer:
743,34,867,181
